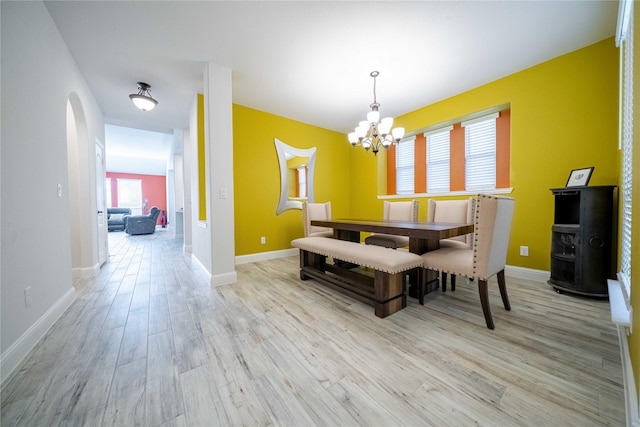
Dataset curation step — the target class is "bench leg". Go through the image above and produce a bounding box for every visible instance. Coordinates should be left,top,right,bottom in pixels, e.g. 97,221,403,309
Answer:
299,250,326,280
373,271,406,318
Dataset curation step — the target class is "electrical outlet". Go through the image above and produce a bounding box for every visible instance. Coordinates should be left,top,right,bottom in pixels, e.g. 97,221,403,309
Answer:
24,287,32,307
260,236,266,244
520,246,529,256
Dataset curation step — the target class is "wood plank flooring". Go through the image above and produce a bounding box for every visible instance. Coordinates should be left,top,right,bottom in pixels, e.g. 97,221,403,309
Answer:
1,229,625,426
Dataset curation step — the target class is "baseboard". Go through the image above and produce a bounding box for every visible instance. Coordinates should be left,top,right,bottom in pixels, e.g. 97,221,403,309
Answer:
616,324,640,426
504,265,549,283
1,287,77,389
211,271,238,287
71,262,100,279
235,248,298,265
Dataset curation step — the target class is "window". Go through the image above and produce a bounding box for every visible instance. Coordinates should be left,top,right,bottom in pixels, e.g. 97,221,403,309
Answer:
617,0,633,305
396,137,415,195
425,127,452,193
117,178,142,215
386,109,509,195
462,113,498,191
105,178,112,208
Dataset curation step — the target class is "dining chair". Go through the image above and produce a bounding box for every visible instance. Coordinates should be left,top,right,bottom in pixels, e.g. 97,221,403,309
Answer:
427,197,475,291
364,200,419,248
302,201,333,237
418,194,515,329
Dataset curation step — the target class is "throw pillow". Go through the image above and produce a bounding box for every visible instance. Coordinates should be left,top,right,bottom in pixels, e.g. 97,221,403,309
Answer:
110,214,124,221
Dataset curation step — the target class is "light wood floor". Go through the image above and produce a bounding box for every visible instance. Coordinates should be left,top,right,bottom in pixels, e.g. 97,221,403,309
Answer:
1,230,625,426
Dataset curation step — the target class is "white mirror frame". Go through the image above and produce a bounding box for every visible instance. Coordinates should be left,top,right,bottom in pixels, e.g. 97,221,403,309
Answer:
274,138,316,215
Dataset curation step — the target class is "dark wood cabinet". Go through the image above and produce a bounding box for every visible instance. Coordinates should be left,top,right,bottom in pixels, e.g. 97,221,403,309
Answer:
548,186,615,297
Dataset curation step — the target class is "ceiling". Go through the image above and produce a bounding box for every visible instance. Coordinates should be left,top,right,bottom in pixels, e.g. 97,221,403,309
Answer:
44,1,618,171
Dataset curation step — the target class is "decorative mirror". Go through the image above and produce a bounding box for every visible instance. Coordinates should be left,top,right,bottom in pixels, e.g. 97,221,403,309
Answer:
274,138,316,215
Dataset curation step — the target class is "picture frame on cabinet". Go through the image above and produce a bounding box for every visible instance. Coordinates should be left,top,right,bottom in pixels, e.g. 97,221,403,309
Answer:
566,167,594,187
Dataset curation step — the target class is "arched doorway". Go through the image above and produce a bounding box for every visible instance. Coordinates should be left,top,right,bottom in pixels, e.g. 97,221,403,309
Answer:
66,92,106,275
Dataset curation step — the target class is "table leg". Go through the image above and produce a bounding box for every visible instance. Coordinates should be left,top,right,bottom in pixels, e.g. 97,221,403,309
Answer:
408,238,440,298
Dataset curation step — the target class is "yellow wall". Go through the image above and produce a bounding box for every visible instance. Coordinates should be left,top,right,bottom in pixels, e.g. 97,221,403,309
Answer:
197,94,206,221
233,105,351,255
350,38,619,271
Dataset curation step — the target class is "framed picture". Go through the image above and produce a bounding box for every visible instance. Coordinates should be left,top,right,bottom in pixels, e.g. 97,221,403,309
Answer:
566,167,594,187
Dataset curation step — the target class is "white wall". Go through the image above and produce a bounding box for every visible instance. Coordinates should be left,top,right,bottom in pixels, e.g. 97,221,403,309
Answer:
204,63,236,286
187,63,237,287
1,1,104,383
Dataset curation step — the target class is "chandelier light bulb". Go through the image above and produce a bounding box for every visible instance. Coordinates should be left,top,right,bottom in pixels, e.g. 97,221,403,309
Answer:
378,117,393,136
392,127,405,142
367,110,380,123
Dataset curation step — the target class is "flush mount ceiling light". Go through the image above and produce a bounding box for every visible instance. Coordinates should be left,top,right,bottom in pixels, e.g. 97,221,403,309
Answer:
348,71,405,155
129,82,158,111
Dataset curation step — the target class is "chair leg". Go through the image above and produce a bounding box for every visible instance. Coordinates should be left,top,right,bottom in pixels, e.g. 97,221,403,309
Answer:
441,272,447,292
497,269,511,311
478,279,495,329
451,275,456,291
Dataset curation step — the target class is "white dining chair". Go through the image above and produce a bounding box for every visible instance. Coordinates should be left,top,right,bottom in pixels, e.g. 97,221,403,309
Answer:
419,194,515,329
364,200,419,248
427,197,475,291
302,201,333,238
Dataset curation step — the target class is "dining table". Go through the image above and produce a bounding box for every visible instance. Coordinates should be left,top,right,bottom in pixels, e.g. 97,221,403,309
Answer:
310,218,474,296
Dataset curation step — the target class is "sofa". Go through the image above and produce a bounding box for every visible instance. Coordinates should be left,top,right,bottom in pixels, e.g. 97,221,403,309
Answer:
107,207,131,231
124,206,160,235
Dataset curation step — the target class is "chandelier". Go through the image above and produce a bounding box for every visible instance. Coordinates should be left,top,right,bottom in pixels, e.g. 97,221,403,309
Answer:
129,82,158,111
347,71,405,155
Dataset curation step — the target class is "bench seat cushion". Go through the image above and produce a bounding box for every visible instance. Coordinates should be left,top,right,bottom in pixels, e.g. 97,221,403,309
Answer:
291,237,423,274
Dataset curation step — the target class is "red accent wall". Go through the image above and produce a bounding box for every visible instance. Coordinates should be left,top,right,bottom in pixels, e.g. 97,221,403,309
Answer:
106,172,166,224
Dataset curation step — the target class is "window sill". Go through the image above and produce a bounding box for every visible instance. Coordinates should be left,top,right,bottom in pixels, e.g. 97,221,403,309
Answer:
608,279,632,333
379,187,513,200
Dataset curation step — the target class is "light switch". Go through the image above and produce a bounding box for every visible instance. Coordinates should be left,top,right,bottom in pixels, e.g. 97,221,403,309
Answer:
57,184,62,198
219,187,228,199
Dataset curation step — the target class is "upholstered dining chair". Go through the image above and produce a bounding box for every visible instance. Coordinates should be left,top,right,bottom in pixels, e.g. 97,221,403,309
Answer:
302,201,333,237
428,197,475,291
418,194,515,329
364,200,419,248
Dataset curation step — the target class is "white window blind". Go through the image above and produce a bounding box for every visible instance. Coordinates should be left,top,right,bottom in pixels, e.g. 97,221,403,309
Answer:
396,137,415,195
618,1,633,305
297,166,307,198
462,113,498,191
425,126,453,193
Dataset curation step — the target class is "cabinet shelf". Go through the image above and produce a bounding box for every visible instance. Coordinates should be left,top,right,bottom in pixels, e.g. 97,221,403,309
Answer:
551,253,575,261
548,186,615,298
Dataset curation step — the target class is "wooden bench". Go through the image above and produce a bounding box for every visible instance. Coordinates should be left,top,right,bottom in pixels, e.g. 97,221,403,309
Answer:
291,236,424,318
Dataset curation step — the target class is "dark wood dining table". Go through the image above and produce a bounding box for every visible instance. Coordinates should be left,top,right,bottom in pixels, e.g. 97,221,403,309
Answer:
310,218,474,296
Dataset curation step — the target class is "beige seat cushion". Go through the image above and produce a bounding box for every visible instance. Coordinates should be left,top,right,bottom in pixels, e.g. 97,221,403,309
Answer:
421,246,474,278
292,237,423,274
